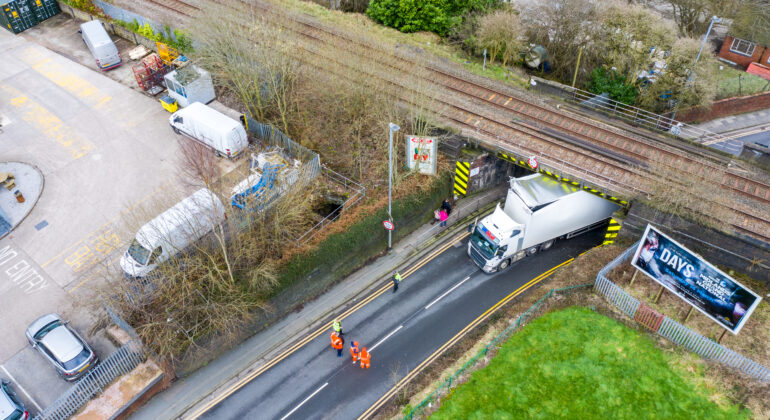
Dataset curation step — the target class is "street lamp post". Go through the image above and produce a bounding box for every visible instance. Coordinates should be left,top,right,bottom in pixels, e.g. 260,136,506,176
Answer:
696,16,722,64
388,122,400,251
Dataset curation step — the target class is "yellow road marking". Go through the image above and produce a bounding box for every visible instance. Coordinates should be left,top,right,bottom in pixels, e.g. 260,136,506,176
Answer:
1,84,94,159
187,232,471,419
41,180,174,268
21,47,112,109
358,257,575,419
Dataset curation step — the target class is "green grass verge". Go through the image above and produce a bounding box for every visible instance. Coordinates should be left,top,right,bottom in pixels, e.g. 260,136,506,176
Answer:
431,307,751,420
714,63,770,99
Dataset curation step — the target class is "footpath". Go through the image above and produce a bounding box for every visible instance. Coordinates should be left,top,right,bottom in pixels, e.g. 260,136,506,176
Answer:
131,184,507,420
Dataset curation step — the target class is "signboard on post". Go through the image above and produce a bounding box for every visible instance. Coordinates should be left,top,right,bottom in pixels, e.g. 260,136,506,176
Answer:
630,225,761,334
383,220,394,231
406,136,437,175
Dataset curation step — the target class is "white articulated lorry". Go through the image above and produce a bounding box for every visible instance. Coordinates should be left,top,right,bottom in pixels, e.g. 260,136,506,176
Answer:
468,173,620,273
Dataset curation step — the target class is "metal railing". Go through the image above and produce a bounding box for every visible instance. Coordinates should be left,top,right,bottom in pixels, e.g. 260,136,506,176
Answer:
403,283,593,419
294,165,366,246
594,243,770,383
245,118,321,181
34,340,146,420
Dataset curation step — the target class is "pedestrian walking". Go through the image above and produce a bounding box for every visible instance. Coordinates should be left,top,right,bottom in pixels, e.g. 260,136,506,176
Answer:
392,270,402,293
359,347,371,369
350,340,360,364
332,319,344,336
439,209,448,227
441,198,452,216
330,331,344,357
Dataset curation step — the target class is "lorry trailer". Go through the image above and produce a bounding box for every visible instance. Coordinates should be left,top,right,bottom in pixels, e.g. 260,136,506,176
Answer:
468,173,619,273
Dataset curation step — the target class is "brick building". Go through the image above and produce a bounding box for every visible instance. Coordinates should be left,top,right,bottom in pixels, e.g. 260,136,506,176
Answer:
718,35,770,69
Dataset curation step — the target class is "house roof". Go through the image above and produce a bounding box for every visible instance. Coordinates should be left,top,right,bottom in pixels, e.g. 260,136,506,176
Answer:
747,62,770,81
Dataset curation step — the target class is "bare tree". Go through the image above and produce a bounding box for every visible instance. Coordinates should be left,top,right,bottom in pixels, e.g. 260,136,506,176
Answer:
475,9,527,68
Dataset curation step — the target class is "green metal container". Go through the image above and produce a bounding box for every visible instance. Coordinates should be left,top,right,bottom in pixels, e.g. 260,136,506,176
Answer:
0,0,37,34
26,0,59,23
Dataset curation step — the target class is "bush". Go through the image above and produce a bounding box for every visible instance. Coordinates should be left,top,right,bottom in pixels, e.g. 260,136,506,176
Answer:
366,0,500,36
588,67,638,105
274,172,452,296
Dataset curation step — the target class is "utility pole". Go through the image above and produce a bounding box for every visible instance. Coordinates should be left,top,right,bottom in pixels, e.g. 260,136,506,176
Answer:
388,122,400,251
572,46,583,87
696,16,721,64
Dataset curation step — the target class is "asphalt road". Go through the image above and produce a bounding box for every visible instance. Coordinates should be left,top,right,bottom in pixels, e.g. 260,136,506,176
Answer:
199,229,605,420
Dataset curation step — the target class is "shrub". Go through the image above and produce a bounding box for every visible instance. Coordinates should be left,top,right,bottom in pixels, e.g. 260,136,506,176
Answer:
366,0,500,36
588,67,638,105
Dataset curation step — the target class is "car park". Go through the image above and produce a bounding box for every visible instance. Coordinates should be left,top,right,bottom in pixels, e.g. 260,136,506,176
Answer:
25,314,98,382
0,380,28,420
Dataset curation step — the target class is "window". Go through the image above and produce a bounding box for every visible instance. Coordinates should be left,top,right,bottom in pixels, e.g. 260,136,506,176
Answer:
730,38,756,56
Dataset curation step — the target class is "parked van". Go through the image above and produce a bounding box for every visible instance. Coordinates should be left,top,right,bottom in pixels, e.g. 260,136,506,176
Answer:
79,20,121,71
120,188,226,278
169,102,249,158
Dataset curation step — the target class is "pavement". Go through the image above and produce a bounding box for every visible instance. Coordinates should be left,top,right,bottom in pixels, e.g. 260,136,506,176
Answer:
0,162,43,237
130,184,509,420
684,109,770,155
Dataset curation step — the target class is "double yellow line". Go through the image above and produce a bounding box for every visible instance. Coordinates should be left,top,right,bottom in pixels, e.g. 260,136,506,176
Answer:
357,256,576,419
186,232,471,419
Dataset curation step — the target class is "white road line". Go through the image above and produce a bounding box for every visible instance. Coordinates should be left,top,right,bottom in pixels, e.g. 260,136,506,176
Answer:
425,276,471,310
279,382,328,420
370,325,403,352
1,364,43,412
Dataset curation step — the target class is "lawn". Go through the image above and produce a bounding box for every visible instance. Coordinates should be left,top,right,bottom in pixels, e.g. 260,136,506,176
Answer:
431,307,751,420
714,63,770,99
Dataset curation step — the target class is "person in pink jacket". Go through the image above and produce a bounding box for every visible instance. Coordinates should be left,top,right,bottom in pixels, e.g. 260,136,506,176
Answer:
439,209,448,227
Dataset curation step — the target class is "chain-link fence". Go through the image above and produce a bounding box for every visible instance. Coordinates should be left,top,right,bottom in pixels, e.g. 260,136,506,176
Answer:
403,283,593,419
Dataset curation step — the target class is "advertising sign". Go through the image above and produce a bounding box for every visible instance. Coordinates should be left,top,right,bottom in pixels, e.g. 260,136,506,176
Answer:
630,225,761,334
406,136,437,175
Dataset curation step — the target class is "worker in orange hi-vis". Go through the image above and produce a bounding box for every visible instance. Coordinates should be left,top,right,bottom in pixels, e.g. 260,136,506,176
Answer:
331,332,344,357
359,347,371,369
350,340,360,364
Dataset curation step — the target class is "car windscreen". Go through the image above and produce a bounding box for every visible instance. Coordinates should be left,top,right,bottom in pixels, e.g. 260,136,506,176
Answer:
33,320,61,340
470,228,497,259
127,239,151,265
62,347,91,371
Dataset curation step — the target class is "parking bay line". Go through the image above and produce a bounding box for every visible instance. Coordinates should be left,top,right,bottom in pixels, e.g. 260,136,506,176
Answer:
279,382,328,420
1,364,43,412
425,276,471,310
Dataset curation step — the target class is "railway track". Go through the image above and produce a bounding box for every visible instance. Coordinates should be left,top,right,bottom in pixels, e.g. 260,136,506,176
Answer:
144,0,200,18
139,0,770,242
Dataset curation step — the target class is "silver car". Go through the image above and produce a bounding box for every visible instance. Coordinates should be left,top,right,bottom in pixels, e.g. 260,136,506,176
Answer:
0,380,28,420
25,314,98,382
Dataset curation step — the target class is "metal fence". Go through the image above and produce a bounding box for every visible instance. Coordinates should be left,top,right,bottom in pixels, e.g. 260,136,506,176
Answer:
34,340,146,420
245,118,321,181
403,283,593,419
594,243,770,383
294,165,366,246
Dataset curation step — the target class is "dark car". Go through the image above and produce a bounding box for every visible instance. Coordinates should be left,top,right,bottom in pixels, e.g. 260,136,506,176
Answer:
0,380,28,420
25,314,98,382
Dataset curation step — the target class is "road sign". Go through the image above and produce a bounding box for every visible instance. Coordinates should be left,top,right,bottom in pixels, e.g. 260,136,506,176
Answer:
528,156,539,170
383,220,394,231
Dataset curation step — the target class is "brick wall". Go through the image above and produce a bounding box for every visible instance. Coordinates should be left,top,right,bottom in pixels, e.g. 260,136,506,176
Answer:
718,36,767,68
675,90,770,123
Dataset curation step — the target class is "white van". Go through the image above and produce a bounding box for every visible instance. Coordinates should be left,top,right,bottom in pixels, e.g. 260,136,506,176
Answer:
79,20,121,71
120,188,226,278
169,102,249,158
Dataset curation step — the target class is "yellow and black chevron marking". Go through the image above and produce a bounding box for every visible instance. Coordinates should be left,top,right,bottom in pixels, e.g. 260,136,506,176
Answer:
454,161,471,196
496,151,629,207
603,218,622,245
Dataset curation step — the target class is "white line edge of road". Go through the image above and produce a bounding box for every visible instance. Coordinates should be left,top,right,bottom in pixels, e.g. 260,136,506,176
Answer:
425,276,471,310
279,382,329,420
1,364,43,412
370,325,403,353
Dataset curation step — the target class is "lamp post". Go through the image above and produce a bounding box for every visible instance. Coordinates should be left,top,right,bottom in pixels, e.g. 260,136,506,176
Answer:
696,16,722,64
388,122,400,251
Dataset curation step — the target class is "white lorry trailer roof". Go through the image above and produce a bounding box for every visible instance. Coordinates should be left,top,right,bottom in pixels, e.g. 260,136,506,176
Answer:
511,173,579,209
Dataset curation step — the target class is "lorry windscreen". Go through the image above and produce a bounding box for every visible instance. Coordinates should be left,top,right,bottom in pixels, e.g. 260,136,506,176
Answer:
470,228,497,259
127,239,151,265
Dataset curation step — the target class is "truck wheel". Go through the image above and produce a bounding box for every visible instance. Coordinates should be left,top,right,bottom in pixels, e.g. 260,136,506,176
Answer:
540,240,554,251
525,246,539,256
497,259,511,271
172,127,180,135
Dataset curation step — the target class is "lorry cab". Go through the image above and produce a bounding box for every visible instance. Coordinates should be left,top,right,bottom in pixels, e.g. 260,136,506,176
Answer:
79,20,121,71
468,205,526,272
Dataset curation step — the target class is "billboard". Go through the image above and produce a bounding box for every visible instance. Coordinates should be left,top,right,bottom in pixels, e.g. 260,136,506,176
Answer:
631,225,761,334
406,135,437,175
